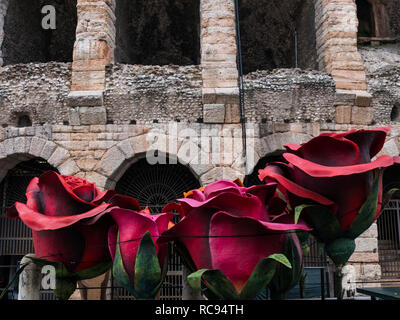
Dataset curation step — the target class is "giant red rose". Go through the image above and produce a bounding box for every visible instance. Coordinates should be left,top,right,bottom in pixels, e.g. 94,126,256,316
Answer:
108,206,174,300
161,179,311,299
6,171,139,299
259,126,399,265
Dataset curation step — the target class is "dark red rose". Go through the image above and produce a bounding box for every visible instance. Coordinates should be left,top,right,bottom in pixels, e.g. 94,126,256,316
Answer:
161,180,310,297
6,171,137,274
259,127,397,233
259,127,399,266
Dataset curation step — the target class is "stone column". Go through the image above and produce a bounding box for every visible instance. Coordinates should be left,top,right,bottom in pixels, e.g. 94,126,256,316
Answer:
201,0,240,124
68,0,116,125
315,0,372,125
18,254,41,300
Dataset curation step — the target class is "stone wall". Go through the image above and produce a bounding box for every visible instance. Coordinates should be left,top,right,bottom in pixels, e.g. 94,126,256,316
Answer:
0,0,398,297
104,64,203,124
243,69,337,123
0,63,71,126
349,223,382,288
360,44,400,124
380,0,400,39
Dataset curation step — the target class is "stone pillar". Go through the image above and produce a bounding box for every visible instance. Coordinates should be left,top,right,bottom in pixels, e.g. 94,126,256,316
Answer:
18,254,41,300
69,0,116,125
348,223,382,291
201,0,240,124
315,0,373,125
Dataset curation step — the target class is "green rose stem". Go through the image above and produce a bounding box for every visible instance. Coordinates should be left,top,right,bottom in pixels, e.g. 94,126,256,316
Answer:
326,237,356,300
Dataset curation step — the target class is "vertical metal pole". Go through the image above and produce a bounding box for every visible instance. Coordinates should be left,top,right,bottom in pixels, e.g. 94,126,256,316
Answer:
396,201,400,252
110,266,114,300
233,0,248,175
294,29,298,68
320,267,325,300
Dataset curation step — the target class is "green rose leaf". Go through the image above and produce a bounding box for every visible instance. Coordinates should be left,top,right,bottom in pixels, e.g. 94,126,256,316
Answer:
239,256,278,300
187,269,240,300
26,256,72,279
326,238,356,266
134,231,162,300
75,260,112,281
54,278,78,301
345,169,382,239
268,232,303,299
303,205,343,244
112,232,137,297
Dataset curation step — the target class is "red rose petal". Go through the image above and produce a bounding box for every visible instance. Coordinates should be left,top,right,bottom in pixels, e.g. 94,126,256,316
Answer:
209,211,286,293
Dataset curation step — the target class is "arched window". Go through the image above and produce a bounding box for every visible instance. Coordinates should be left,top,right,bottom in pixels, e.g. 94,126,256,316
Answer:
115,0,200,66
391,104,400,122
113,156,201,300
1,0,77,65
238,0,317,73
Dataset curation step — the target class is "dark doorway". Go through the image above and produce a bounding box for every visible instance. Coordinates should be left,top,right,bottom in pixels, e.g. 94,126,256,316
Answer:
238,0,317,73
115,0,200,66
357,0,376,37
2,0,77,65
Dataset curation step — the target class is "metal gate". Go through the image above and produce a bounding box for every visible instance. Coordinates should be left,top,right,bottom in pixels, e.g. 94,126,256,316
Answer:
377,199,400,280
0,158,57,299
114,158,201,300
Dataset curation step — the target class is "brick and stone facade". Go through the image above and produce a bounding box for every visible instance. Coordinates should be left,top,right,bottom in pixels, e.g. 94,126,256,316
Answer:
0,0,399,298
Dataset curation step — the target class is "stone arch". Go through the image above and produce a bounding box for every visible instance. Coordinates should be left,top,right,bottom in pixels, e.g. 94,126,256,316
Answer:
251,132,312,176
0,136,79,182
95,134,211,190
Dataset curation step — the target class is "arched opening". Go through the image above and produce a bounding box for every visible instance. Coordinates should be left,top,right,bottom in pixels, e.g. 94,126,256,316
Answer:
238,0,317,74
17,115,32,128
391,104,400,122
113,156,201,300
357,0,376,37
115,0,200,66
1,0,77,65
0,158,58,300
378,164,400,280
